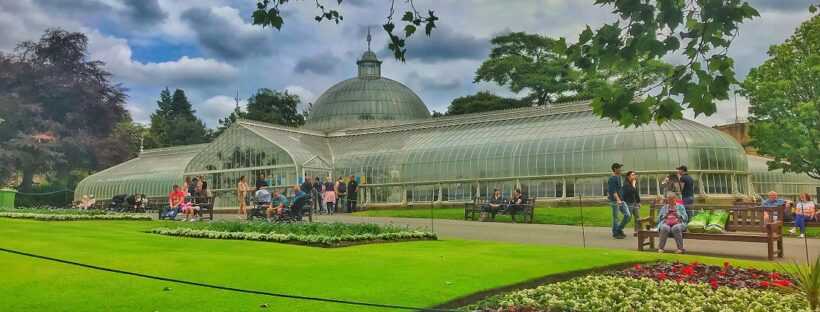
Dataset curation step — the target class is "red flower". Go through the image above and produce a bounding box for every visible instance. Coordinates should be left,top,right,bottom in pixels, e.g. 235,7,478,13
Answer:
770,273,780,279
671,266,679,271
634,263,640,270
723,261,730,267
657,273,668,279
719,270,725,276
760,281,770,288
710,280,719,287
681,267,694,276
773,280,791,287
693,261,700,265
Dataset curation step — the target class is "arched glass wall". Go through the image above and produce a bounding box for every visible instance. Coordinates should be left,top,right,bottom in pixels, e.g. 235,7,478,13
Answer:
748,155,818,198
184,124,297,208
329,105,751,204
74,145,205,201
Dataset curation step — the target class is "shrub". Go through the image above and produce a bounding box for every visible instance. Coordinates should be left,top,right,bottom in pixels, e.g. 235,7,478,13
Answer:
0,207,151,221
150,221,437,247
464,275,810,312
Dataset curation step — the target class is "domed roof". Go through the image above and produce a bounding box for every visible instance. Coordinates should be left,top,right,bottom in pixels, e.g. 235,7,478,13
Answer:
304,48,431,131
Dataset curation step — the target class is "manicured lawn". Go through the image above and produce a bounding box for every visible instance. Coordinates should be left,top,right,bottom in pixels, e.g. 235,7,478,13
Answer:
0,218,780,311
353,206,820,238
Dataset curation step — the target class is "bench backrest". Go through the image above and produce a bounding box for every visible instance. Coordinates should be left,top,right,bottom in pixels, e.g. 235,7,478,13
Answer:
648,204,784,233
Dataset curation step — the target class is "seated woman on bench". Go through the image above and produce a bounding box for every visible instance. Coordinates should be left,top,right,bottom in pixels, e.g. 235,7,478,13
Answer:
656,192,689,254
266,189,288,221
485,188,504,221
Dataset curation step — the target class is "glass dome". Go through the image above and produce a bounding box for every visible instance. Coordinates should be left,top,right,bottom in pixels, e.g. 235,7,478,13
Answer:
304,50,431,131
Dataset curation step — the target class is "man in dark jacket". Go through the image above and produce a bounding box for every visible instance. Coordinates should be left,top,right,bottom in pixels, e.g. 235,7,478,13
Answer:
346,175,358,213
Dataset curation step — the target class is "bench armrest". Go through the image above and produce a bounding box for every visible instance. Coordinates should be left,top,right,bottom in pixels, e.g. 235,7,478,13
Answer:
636,216,653,225
766,221,783,237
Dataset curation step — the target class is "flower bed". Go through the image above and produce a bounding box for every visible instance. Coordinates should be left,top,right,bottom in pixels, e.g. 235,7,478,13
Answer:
617,261,793,290
150,221,437,247
0,208,152,221
464,275,810,312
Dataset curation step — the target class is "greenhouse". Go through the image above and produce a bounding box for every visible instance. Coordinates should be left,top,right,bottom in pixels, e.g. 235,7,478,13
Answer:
75,46,820,208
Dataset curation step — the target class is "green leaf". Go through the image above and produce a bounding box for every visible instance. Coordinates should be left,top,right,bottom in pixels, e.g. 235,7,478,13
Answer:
425,21,436,36
268,8,283,30
401,11,414,22
810,4,817,13
663,37,680,51
404,25,416,37
579,26,593,44
383,22,395,33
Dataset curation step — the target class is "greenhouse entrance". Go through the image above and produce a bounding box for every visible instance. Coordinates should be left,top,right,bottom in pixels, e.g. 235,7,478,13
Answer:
303,156,333,185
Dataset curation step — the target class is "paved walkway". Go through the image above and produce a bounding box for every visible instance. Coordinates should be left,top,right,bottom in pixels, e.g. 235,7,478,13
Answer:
308,214,819,263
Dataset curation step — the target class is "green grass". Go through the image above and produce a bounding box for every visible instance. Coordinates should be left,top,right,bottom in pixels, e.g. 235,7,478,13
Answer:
353,206,820,238
0,218,781,311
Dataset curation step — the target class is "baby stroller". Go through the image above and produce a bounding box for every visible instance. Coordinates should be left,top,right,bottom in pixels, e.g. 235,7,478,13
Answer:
108,194,127,212
284,194,310,222
247,192,270,221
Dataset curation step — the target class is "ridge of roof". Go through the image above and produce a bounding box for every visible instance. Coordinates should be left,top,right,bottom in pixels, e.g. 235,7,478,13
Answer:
328,99,594,136
237,119,327,136
138,143,209,157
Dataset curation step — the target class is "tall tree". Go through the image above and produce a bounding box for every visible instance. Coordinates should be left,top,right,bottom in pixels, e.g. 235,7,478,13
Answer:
743,14,819,179
145,88,209,147
245,88,305,127
446,91,526,115
475,32,581,106
0,29,130,190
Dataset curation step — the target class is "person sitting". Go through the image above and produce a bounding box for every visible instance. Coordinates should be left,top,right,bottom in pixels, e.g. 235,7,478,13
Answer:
160,185,185,220
75,195,91,210
188,178,201,197
86,195,96,210
289,185,309,221
656,192,689,254
484,188,504,221
789,192,816,238
508,188,526,223
761,191,793,221
180,196,201,222
267,189,288,221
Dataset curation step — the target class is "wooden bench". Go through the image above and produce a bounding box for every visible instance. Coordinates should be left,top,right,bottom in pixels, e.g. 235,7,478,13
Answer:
637,204,785,260
192,196,214,221
501,197,536,223
463,197,487,221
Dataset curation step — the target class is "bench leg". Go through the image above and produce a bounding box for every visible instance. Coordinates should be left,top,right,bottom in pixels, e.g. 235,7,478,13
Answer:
649,236,655,250
777,238,784,258
638,234,644,251
767,240,775,261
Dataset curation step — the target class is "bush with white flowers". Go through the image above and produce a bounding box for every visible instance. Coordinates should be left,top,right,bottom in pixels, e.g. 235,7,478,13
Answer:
0,208,152,221
464,275,810,312
150,221,437,247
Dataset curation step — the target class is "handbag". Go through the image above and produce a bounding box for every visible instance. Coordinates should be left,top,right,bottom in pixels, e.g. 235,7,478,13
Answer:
479,211,490,222
665,209,679,226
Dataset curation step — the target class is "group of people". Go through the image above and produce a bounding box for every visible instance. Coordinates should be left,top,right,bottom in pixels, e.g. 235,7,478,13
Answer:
482,188,528,222
609,162,817,254
298,175,358,215
609,163,695,241
159,175,211,221
232,174,359,220
74,195,96,210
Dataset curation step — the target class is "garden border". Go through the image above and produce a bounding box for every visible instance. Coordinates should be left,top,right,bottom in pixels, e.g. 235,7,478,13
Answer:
0,212,153,221
432,262,646,309
148,227,438,248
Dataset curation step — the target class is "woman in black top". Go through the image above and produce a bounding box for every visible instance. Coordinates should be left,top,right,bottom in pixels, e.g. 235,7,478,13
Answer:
623,171,642,236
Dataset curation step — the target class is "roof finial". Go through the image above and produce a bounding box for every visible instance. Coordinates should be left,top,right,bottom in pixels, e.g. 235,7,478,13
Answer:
366,27,372,51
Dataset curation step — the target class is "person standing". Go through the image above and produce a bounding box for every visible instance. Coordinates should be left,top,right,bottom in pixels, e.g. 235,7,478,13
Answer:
346,175,359,213
677,166,695,205
322,177,336,214
608,163,631,239
312,177,323,213
623,171,642,236
199,175,209,197
659,172,681,204
336,177,347,213
236,176,250,219
256,174,268,191
300,176,314,212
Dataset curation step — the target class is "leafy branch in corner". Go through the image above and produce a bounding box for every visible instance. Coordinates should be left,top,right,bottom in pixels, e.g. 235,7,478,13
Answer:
252,0,438,61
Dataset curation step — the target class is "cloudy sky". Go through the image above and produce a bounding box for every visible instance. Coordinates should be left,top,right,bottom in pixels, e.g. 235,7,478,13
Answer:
0,0,813,127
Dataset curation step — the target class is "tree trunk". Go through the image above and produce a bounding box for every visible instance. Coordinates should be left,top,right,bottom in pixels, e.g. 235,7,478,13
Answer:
20,169,34,192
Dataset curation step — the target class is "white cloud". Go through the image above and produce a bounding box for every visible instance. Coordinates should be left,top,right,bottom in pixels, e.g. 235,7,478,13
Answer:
198,95,243,127
86,30,239,87
284,85,317,109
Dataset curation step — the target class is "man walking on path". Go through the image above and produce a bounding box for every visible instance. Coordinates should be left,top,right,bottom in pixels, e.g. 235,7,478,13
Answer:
677,166,695,205
608,163,631,239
